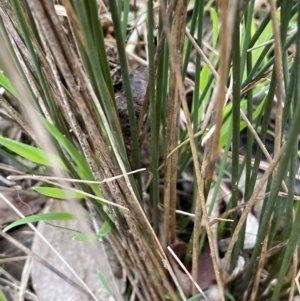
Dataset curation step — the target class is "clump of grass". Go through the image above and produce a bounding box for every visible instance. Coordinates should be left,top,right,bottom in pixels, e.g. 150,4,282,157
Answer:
0,0,300,300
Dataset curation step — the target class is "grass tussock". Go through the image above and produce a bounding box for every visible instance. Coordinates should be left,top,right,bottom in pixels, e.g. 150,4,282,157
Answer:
0,0,300,300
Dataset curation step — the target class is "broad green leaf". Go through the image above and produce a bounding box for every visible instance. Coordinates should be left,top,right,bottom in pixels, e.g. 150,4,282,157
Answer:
210,8,219,49
33,187,86,199
219,97,266,147
3,212,76,232
199,65,210,95
252,19,272,66
0,136,67,171
219,100,246,147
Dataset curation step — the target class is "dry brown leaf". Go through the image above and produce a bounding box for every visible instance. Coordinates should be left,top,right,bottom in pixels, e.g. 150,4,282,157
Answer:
168,241,217,296
167,241,191,296
197,242,216,290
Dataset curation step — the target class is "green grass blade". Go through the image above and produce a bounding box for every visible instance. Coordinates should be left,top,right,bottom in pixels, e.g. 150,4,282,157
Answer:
242,75,300,294
0,289,8,301
182,0,201,77
0,72,19,99
107,0,142,184
41,116,101,194
270,2,300,296
122,0,130,41
230,4,242,270
73,221,111,242
3,212,76,232
97,271,115,298
147,0,159,229
240,0,255,73
10,0,58,123
0,135,68,171
73,233,100,242
33,187,85,200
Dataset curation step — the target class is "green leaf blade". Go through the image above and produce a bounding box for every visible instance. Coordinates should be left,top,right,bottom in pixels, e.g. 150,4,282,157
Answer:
0,136,68,171
3,212,76,232
33,187,86,200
